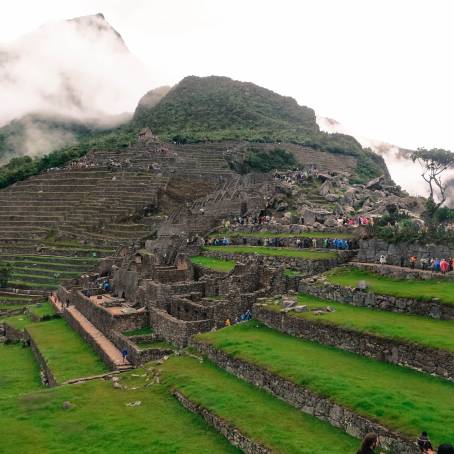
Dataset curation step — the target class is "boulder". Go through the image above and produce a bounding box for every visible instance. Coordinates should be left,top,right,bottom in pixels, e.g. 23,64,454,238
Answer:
365,175,384,191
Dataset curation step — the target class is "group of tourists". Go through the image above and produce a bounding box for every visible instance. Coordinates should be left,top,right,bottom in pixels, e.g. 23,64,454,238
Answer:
273,165,320,184
224,309,252,326
379,254,454,274
207,237,231,246
340,216,372,226
357,431,453,454
321,238,354,250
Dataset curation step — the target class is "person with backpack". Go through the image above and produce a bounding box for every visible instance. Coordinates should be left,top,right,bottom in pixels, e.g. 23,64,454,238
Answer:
356,433,384,454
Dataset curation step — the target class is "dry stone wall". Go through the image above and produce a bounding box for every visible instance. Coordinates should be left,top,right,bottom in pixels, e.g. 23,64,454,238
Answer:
190,339,417,454
254,305,454,380
173,390,272,454
299,280,454,320
359,238,454,266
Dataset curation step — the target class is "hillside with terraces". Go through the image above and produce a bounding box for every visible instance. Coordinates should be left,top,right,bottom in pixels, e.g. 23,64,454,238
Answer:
1,70,453,452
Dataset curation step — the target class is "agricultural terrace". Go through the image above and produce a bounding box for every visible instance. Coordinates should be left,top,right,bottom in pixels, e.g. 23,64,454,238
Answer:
265,294,454,352
327,266,454,305
163,355,359,453
210,231,354,239
26,319,108,383
205,245,337,260
0,364,239,454
196,322,454,446
191,256,236,273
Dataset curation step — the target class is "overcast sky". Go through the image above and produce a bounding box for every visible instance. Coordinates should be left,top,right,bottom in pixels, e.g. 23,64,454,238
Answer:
1,0,453,151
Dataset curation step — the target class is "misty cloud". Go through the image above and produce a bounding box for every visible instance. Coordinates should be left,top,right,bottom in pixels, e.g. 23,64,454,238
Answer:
0,13,153,158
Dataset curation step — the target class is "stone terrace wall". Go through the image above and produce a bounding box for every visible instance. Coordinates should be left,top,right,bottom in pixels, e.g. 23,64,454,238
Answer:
108,330,173,366
149,307,212,348
353,262,454,281
173,390,271,454
1,322,26,342
190,340,417,454
25,328,57,386
359,238,454,265
254,305,454,380
299,279,454,320
204,250,352,276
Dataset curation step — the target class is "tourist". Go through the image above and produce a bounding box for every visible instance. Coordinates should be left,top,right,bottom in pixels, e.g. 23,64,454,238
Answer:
379,255,387,266
417,432,433,453
410,255,417,270
434,258,441,272
225,318,231,326
437,444,454,454
356,432,383,454
400,256,405,267
440,259,449,275
122,349,128,364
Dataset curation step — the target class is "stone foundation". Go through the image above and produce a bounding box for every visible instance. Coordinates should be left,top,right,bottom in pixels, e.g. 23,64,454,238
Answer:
25,328,57,386
190,340,417,454
254,305,454,380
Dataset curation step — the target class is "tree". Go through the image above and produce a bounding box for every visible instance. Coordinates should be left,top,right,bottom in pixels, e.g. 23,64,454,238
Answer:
411,148,454,221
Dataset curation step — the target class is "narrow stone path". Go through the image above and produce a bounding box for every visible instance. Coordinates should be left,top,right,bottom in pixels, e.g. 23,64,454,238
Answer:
50,293,131,371
352,261,454,279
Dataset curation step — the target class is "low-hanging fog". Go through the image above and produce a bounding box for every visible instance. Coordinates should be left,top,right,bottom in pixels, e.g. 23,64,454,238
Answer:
0,13,152,157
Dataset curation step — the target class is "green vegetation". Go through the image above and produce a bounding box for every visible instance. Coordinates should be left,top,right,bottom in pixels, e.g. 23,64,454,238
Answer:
0,344,42,398
164,355,359,453
26,319,108,383
133,75,387,182
205,245,337,260
267,293,454,351
211,231,354,239
191,256,236,273
240,147,297,173
0,261,12,287
0,365,239,454
27,302,57,321
3,314,33,331
196,322,454,445
135,340,173,350
0,125,137,189
326,266,454,305
123,327,154,337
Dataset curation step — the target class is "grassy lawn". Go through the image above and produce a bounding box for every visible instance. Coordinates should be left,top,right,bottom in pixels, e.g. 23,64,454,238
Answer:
211,231,354,239
0,367,239,454
3,314,33,331
327,267,454,305
191,256,236,272
26,319,108,383
205,245,337,260
196,322,454,446
265,294,454,352
163,355,359,453
27,302,57,320
123,327,154,337
0,343,42,399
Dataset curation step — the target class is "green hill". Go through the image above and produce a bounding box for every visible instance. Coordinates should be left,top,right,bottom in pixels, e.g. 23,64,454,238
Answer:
133,75,318,141
133,75,389,181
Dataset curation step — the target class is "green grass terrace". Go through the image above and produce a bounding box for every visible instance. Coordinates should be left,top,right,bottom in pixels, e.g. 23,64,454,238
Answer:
196,322,454,446
327,266,454,305
204,245,337,260
191,256,236,273
265,293,454,352
164,355,359,453
210,230,354,239
0,364,239,454
26,319,108,383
